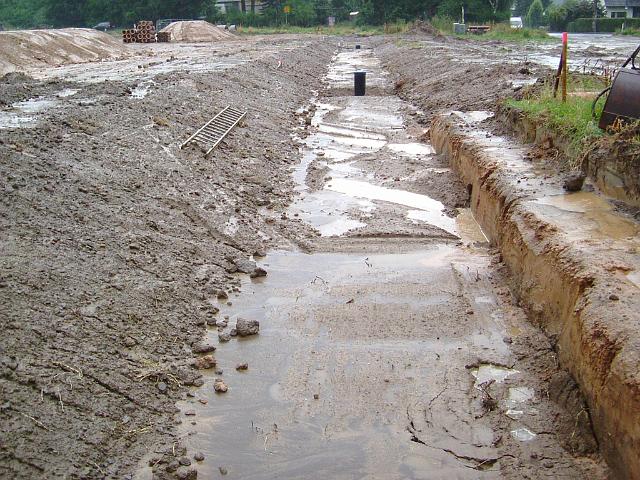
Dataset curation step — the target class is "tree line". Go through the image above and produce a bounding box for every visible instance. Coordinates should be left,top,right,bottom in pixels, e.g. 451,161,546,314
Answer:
0,0,603,31
1,0,514,29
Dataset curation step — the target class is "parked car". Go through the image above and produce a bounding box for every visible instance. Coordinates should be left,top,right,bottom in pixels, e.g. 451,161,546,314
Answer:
510,17,523,28
93,22,113,31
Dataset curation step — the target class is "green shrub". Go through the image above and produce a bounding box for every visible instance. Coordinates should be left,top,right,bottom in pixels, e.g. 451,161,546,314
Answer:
547,0,605,31
620,27,640,36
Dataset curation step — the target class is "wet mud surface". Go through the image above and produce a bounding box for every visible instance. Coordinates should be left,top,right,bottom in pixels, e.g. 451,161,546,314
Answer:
0,36,334,479
165,44,609,480
1,33,621,479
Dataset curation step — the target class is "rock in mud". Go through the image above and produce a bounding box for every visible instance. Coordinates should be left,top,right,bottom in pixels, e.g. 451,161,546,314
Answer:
179,457,192,466
157,382,168,394
214,378,228,393
563,173,586,192
216,290,228,300
229,328,237,337
194,452,205,462
216,319,228,328
192,378,204,387
176,466,197,479
218,332,231,343
234,258,257,274
193,355,216,369
219,467,228,475
236,363,248,371
192,342,216,354
250,267,267,278
123,336,137,347
235,318,259,336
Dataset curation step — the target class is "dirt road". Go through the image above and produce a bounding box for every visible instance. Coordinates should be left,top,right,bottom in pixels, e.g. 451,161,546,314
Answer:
1,32,624,479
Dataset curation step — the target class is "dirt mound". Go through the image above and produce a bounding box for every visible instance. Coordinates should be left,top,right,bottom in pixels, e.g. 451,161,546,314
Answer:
409,20,442,37
160,21,235,43
0,28,129,76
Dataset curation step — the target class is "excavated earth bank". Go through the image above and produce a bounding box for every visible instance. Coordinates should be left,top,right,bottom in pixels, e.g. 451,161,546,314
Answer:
378,34,640,479
0,28,130,76
430,116,640,480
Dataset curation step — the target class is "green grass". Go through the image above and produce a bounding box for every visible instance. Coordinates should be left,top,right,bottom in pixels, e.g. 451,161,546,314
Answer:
430,18,554,42
505,85,605,162
478,24,554,42
430,15,455,34
618,28,640,36
236,22,409,36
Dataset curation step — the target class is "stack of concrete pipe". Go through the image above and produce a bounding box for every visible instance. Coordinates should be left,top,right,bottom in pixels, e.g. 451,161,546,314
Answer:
121,21,157,43
135,21,156,43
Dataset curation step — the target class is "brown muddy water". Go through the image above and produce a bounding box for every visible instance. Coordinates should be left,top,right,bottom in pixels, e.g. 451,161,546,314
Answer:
174,247,521,479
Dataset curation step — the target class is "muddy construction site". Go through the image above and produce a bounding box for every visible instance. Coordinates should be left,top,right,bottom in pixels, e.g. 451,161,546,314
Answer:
1,27,639,480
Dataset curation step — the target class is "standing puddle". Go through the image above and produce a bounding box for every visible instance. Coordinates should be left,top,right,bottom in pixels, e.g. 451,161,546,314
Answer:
0,97,56,129
534,192,639,240
326,178,457,235
0,89,79,129
173,247,513,479
471,364,519,388
290,88,468,238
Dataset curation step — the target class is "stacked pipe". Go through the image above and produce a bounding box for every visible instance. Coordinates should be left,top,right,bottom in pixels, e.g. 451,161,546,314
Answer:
156,31,171,43
122,29,137,43
122,21,158,43
136,20,156,43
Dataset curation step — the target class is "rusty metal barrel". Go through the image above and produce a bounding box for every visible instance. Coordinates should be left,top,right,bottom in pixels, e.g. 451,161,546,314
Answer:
599,69,640,130
354,71,366,96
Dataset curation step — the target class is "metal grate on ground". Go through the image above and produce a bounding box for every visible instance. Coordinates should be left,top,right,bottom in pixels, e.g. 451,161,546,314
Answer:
180,106,247,157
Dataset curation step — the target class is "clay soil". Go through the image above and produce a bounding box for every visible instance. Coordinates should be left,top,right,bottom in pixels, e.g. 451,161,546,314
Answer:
0,30,634,479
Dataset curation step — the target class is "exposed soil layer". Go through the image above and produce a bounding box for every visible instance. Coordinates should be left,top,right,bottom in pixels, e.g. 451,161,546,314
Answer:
0,28,130,76
0,37,334,479
500,104,640,207
159,21,235,43
431,114,640,480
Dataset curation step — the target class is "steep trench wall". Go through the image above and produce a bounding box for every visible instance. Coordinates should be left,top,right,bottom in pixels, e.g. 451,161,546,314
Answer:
431,116,640,479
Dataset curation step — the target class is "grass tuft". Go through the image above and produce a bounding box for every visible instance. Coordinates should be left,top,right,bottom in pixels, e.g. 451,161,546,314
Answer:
505,82,607,163
481,24,553,42
237,22,410,36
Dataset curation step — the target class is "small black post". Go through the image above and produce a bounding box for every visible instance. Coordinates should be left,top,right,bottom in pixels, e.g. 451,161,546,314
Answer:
354,71,366,96
355,44,361,49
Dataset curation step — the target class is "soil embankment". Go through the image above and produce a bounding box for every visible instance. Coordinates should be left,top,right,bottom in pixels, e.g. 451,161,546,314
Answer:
430,112,640,480
0,36,334,479
160,21,235,42
0,28,130,76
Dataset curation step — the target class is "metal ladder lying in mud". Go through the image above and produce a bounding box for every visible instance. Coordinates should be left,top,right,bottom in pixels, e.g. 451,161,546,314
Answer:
180,106,247,157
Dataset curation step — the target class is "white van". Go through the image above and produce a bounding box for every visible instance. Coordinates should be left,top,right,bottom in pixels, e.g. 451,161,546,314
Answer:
510,17,523,28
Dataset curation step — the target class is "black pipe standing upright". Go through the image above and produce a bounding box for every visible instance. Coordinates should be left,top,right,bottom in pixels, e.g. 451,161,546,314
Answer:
354,71,366,96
